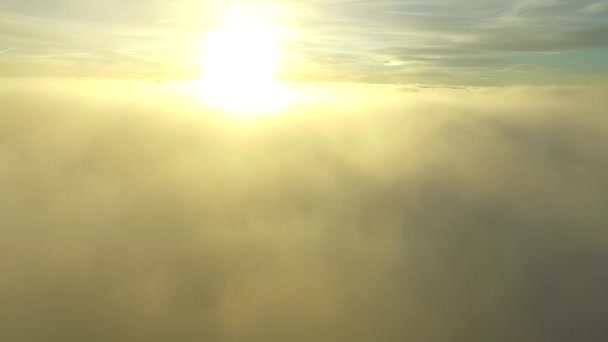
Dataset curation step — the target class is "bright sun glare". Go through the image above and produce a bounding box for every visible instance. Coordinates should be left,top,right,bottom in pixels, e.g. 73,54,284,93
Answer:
199,3,293,116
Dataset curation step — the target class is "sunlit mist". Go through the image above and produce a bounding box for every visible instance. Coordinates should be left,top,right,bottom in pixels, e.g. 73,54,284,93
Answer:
199,3,293,116
2,76,608,342
2,0,608,340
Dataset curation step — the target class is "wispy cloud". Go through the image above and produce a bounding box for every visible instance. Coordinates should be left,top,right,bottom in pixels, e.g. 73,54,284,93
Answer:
582,1,608,14
0,10,202,79
0,47,16,54
0,0,607,83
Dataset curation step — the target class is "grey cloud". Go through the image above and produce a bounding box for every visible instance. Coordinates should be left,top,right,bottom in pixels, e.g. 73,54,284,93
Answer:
471,25,608,52
374,46,487,57
582,1,608,14
286,0,608,82
370,47,510,69
1,79,608,341
501,0,570,17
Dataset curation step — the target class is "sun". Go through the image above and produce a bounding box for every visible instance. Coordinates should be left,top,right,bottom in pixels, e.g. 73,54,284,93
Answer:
199,3,293,116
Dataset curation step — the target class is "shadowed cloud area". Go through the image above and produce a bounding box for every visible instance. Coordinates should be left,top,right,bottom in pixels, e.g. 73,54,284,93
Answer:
1,80,607,341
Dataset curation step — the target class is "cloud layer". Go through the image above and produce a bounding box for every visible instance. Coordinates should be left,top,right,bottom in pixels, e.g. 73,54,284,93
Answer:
1,79,607,341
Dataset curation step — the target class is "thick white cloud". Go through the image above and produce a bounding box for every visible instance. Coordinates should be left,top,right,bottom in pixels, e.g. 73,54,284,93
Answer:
1,79,607,341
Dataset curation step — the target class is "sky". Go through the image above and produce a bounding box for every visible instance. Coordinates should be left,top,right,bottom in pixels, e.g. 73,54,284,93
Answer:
1,0,608,84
